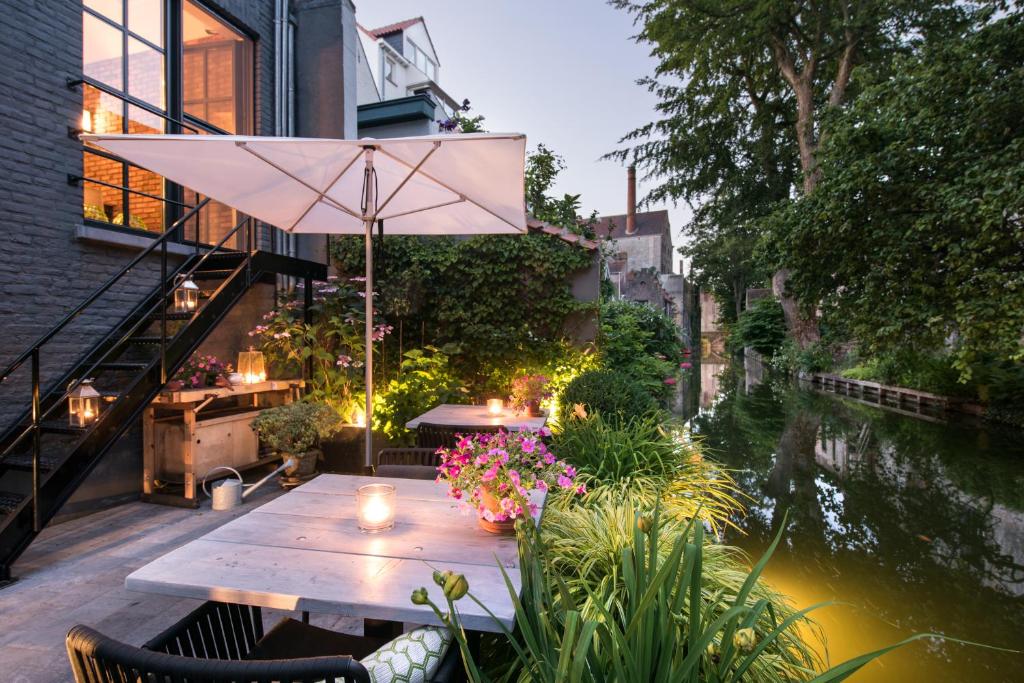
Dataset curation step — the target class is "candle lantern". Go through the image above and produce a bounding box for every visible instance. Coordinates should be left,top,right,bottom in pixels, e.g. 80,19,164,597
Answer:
174,276,199,313
487,398,504,416
238,346,267,384
68,379,101,428
357,483,396,533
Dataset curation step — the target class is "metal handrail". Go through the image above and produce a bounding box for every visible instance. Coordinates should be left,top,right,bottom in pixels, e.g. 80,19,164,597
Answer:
0,198,211,387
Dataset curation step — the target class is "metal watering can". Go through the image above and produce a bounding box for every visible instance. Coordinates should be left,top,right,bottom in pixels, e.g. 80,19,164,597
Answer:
202,457,297,511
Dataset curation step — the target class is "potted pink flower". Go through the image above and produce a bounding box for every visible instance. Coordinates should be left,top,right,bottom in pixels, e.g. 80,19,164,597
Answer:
436,428,583,533
172,352,234,390
509,374,551,417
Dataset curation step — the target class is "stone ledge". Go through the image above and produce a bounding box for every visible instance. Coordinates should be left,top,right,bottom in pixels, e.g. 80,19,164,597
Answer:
74,223,194,257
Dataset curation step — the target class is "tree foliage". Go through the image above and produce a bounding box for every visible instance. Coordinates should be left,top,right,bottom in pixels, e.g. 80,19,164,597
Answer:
610,0,982,341
526,144,597,237
767,12,1024,378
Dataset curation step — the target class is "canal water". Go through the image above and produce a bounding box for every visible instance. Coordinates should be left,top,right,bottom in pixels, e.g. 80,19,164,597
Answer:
679,358,1024,682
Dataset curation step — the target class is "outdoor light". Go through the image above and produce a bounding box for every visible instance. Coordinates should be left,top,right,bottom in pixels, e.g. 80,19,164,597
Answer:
81,109,93,133
174,275,199,313
487,398,504,416
237,346,266,384
354,407,366,427
68,379,101,428
357,483,396,533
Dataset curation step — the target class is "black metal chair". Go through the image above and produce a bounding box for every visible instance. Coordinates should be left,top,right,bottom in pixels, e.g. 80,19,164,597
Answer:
415,423,506,450
67,624,369,683
68,600,461,683
374,447,441,480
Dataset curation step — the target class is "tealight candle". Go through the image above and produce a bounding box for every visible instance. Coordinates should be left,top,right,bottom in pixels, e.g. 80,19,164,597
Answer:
357,483,396,533
486,398,504,416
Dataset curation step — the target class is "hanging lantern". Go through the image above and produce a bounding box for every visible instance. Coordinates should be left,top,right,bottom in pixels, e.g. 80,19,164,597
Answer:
68,379,101,428
238,346,266,384
174,275,199,313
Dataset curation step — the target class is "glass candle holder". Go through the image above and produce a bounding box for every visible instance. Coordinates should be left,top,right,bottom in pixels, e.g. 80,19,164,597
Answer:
486,398,504,416
357,483,396,533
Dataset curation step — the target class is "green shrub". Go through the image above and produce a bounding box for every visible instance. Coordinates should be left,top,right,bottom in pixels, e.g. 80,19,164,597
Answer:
252,402,339,454
727,298,786,355
557,369,658,426
552,413,744,534
772,339,833,375
600,298,681,369
373,347,469,445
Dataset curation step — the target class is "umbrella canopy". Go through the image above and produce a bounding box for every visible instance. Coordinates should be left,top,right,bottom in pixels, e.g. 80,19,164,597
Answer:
83,132,528,466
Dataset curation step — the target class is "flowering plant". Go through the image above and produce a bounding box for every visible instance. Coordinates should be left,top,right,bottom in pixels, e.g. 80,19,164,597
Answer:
175,352,233,388
249,276,392,421
436,428,583,523
509,374,551,413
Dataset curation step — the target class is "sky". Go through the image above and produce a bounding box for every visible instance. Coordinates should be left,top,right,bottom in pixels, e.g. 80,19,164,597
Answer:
356,0,691,274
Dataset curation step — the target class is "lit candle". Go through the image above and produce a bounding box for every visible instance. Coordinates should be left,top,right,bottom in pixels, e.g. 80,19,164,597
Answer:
487,398,504,416
357,483,396,533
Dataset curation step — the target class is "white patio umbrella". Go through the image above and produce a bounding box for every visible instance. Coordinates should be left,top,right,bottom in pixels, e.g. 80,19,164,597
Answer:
82,133,527,467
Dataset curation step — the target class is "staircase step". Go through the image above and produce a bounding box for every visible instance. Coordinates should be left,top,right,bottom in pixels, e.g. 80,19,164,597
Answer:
151,311,194,321
0,491,25,515
191,269,235,280
96,362,149,372
129,336,165,345
3,452,61,473
40,421,87,436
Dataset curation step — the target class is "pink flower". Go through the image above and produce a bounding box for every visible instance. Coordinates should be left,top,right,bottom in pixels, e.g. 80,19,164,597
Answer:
509,470,521,487
565,466,577,478
664,377,677,385
575,483,587,495
537,427,551,437
536,480,548,492
680,362,693,369
481,465,498,482
474,454,490,466
557,474,573,489
543,452,556,465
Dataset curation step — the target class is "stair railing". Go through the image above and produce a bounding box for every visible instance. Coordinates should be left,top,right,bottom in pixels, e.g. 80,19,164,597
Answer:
0,199,222,530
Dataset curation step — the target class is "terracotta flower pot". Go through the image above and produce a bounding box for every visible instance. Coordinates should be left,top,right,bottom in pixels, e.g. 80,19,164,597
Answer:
279,449,320,488
478,487,516,534
524,400,542,418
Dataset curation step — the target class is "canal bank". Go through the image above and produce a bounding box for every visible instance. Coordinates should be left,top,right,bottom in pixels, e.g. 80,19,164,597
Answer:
682,360,1024,682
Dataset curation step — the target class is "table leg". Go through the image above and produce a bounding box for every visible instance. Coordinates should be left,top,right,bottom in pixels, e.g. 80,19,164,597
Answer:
184,409,197,503
142,405,155,496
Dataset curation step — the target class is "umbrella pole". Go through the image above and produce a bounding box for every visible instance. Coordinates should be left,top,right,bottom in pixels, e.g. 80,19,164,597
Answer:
364,215,373,469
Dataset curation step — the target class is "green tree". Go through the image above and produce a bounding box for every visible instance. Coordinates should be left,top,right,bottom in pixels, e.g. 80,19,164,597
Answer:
610,0,980,344
526,144,597,237
767,12,1024,380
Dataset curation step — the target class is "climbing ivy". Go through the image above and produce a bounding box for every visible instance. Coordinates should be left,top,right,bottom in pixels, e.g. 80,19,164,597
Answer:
330,232,595,392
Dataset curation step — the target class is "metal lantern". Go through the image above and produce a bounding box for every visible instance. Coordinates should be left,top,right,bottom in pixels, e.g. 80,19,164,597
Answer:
68,379,101,428
174,276,199,313
238,346,266,384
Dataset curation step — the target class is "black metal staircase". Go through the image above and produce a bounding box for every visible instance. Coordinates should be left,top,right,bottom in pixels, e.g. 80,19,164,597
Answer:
0,201,325,581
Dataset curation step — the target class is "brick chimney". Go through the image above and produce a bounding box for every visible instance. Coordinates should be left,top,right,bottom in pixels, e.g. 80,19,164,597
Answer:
625,165,637,235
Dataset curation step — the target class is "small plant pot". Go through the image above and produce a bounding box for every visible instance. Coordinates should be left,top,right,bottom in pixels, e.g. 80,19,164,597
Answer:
524,400,542,418
279,449,320,488
478,487,516,534
164,379,185,392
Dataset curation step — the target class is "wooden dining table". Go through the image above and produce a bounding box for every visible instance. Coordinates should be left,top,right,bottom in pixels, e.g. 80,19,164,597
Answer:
405,403,548,432
124,474,545,633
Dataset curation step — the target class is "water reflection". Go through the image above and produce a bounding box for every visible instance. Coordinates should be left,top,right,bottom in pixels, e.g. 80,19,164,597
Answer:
681,360,1024,681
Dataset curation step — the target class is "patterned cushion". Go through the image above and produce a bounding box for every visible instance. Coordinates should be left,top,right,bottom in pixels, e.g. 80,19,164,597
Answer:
358,626,452,683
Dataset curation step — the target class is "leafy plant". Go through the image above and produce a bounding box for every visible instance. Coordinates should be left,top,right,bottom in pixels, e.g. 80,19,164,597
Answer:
250,277,391,421
728,298,786,356
372,347,469,445
252,401,339,455
557,368,659,426
552,413,744,534
508,374,551,412
418,504,954,682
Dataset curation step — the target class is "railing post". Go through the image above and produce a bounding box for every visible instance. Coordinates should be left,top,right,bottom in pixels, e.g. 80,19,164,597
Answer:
160,239,168,384
30,349,41,533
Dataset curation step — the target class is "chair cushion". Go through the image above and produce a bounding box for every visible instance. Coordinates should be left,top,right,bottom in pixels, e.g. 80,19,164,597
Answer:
359,626,452,683
248,617,389,661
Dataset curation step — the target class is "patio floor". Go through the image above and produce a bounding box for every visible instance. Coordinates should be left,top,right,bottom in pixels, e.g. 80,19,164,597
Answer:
0,487,362,683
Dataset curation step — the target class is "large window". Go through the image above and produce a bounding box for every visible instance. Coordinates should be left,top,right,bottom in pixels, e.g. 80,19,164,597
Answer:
407,40,436,81
80,0,252,241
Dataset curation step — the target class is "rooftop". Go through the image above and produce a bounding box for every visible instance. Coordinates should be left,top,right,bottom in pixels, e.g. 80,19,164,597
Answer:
593,209,670,240
362,17,424,39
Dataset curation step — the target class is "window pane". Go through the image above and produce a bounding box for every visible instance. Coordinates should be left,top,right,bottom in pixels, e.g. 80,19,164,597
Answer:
183,0,250,133
82,84,124,139
127,104,163,135
84,12,123,90
128,166,164,232
85,0,122,25
128,37,164,108
82,152,124,223
128,0,163,47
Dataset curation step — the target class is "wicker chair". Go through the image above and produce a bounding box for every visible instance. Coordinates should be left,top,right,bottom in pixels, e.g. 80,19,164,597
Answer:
374,447,441,480
415,422,505,450
67,624,369,683
67,600,461,683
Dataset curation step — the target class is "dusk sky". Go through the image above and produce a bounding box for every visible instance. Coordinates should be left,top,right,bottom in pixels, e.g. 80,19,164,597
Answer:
357,0,690,274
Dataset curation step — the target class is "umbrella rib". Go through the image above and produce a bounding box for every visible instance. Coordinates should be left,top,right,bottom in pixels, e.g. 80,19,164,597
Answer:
372,141,442,217
378,197,466,221
287,152,365,231
375,147,524,231
234,141,363,220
